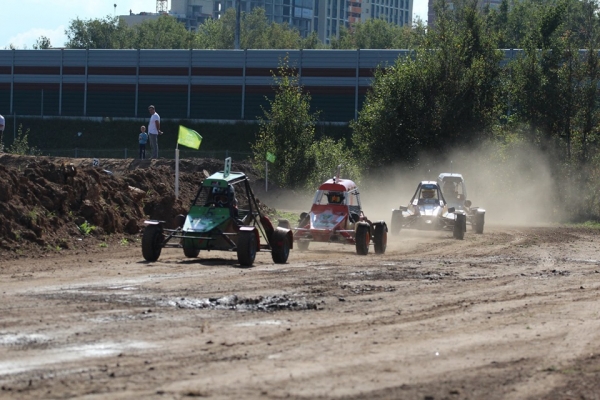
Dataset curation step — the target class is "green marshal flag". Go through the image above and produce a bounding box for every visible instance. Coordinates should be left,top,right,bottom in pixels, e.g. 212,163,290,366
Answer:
266,151,276,163
177,125,202,149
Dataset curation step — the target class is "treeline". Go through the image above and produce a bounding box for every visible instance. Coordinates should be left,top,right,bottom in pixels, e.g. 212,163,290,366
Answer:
23,0,600,51
251,0,600,222
17,0,600,221
28,6,425,50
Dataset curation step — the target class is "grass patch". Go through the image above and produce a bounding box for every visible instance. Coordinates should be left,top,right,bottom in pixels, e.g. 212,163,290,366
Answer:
79,221,97,236
272,210,301,227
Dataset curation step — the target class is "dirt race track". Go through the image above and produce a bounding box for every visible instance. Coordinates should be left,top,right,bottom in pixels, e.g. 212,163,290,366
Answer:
0,154,599,399
2,224,600,399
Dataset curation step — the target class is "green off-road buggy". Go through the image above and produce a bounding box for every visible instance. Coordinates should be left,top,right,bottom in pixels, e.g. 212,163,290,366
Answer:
141,164,293,266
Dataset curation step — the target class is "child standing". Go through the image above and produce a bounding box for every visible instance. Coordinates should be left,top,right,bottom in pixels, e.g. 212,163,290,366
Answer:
138,125,148,159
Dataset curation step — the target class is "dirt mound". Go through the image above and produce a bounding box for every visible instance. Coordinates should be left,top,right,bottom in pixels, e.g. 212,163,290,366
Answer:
0,154,270,258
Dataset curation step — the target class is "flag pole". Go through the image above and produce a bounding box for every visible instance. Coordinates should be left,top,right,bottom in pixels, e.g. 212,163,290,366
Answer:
175,144,180,198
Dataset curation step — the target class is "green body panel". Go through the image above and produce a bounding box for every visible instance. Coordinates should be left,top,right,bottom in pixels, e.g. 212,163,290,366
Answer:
181,205,236,250
183,205,230,233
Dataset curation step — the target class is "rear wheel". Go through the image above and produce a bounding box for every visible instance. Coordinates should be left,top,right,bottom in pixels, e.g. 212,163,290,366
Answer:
278,219,291,229
453,214,466,240
271,228,290,264
142,225,164,262
183,247,200,258
297,241,309,251
373,223,387,254
391,211,402,236
474,213,485,234
175,214,186,229
355,223,370,255
237,231,257,267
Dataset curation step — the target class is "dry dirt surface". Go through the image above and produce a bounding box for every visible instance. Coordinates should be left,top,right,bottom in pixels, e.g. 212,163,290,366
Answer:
1,155,600,399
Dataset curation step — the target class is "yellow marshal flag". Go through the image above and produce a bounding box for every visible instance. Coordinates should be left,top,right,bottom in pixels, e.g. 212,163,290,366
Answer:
177,125,202,149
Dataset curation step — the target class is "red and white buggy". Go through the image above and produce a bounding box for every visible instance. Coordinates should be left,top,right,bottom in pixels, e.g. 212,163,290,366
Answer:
280,175,388,255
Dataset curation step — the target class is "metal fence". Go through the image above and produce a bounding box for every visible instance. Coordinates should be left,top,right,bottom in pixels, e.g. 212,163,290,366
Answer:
0,49,526,123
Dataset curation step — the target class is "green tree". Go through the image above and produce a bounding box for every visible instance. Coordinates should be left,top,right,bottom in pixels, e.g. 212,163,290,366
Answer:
33,36,52,49
352,0,502,169
301,32,326,49
196,8,308,49
252,60,319,188
8,125,41,156
506,0,570,150
332,18,425,49
252,58,360,189
196,14,233,49
65,15,132,49
131,15,193,49
573,1,600,164
306,137,361,189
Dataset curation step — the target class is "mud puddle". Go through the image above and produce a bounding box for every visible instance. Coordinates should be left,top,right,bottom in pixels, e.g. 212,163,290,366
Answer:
160,294,317,311
34,289,317,312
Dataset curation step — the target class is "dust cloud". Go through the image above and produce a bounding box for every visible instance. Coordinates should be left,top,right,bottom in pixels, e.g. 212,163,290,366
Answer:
261,141,558,229
358,141,557,227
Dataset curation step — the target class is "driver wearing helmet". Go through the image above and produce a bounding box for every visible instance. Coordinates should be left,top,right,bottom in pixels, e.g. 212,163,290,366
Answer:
418,186,438,205
442,181,460,203
210,185,237,207
327,191,344,204
443,181,456,197
421,188,435,199
210,187,229,207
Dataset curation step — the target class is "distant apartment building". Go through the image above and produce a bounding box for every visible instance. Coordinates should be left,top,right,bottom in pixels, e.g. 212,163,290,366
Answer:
428,0,501,26
120,11,163,26
171,0,215,30
315,0,412,44
121,0,413,45
216,0,314,38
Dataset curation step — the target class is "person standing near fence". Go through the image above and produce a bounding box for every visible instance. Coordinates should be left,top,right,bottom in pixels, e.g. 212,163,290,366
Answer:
147,105,163,159
138,125,148,159
0,114,5,152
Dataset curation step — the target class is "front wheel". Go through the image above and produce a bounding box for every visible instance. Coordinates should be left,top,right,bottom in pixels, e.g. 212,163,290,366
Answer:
297,240,309,252
355,223,370,255
453,214,466,240
373,223,387,254
237,230,257,267
474,213,485,234
271,228,290,264
142,225,164,262
183,247,200,258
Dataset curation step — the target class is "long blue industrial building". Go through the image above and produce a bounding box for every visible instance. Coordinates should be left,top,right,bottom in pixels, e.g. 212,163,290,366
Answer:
0,49,518,123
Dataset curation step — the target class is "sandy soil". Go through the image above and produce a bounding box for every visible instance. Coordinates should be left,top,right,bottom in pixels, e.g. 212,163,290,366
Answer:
2,224,600,399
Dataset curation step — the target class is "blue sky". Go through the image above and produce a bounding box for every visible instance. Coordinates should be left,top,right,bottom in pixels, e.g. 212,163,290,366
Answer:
2,0,428,49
